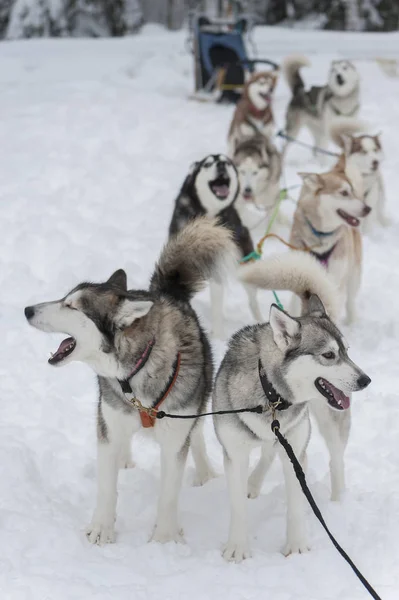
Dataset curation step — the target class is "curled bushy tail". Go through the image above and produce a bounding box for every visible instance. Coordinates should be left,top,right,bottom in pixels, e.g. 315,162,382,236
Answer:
282,54,310,94
330,117,368,149
239,252,339,319
150,217,238,303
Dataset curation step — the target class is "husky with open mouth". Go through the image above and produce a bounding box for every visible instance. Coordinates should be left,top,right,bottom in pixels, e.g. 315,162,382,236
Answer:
24,218,237,546
213,282,370,562
289,156,370,324
169,154,262,339
330,118,389,234
282,55,360,163
228,70,278,155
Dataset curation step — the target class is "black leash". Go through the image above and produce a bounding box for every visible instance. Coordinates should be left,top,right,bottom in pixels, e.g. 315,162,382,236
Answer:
271,418,382,600
277,130,340,158
156,405,263,420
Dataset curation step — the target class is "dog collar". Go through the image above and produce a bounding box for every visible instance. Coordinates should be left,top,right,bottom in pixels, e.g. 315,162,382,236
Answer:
305,216,338,238
258,359,291,411
118,337,156,394
119,345,181,428
248,104,269,120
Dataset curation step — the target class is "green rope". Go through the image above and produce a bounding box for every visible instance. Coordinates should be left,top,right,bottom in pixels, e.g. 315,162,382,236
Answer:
240,187,291,308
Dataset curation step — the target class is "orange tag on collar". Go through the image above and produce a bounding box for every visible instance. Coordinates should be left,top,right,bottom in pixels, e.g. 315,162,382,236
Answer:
139,410,156,428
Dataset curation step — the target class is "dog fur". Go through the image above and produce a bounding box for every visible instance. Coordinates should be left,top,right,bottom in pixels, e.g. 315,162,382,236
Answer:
213,265,371,561
330,118,389,233
228,71,278,155
169,154,262,338
25,218,237,546
232,134,282,228
283,55,360,163
289,158,370,324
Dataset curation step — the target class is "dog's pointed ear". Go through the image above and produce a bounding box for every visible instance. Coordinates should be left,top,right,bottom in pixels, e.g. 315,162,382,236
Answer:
107,269,127,291
269,304,301,351
115,299,153,328
298,172,322,191
306,294,327,317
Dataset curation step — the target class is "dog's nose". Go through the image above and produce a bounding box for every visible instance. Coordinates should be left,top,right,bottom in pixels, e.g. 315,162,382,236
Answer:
336,73,344,85
357,374,371,390
24,306,35,320
363,205,372,216
244,186,252,194
372,159,379,170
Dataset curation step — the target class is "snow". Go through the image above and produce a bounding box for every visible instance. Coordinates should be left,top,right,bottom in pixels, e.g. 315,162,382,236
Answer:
1,24,399,600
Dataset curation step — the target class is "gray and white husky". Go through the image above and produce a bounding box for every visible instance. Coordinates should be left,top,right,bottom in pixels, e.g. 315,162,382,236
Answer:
214,256,371,562
24,218,237,546
283,55,360,162
169,154,262,339
232,135,282,229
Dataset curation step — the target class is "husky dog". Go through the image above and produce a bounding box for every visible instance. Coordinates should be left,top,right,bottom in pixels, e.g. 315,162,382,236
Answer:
289,158,370,324
169,154,262,339
214,257,371,562
283,56,360,161
330,119,388,233
232,135,282,226
228,70,278,154
25,218,237,546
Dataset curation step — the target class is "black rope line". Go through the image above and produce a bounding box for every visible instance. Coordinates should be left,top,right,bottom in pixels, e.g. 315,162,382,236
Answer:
271,419,382,600
156,405,263,420
277,130,340,158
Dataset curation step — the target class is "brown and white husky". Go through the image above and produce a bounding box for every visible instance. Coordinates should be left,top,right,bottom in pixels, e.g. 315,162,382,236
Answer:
289,158,370,324
228,70,278,155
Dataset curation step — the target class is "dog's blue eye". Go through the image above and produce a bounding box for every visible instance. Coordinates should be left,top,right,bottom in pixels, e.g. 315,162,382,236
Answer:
322,351,335,360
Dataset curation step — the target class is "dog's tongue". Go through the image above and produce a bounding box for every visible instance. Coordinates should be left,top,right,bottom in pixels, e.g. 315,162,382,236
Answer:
214,184,229,198
333,387,350,409
57,338,74,354
337,209,360,227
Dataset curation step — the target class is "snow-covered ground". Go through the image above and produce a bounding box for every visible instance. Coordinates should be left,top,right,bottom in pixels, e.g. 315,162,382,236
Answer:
1,25,399,600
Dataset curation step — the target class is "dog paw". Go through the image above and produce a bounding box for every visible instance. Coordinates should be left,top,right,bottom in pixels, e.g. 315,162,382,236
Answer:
119,457,135,469
150,526,185,544
192,468,217,487
247,479,261,499
283,539,310,556
86,520,116,545
222,540,252,563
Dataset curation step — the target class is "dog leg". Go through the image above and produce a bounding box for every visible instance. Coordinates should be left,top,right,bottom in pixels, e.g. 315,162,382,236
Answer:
377,177,390,227
311,401,351,501
210,280,224,339
190,421,216,486
86,402,138,545
243,283,262,323
313,130,329,167
247,443,275,498
279,415,310,556
222,446,251,562
118,437,135,469
151,436,189,544
345,267,360,324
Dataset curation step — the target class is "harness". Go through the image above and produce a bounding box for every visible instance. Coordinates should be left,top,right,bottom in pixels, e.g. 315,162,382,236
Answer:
302,216,339,268
118,339,181,428
330,102,359,117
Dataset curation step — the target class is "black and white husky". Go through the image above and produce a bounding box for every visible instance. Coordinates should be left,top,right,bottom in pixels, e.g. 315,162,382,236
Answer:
283,55,361,162
169,154,262,338
214,259,371,562
24,219,237,546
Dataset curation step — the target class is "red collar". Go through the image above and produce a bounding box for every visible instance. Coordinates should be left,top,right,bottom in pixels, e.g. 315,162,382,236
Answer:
118,341,181,428
248,101,270,120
